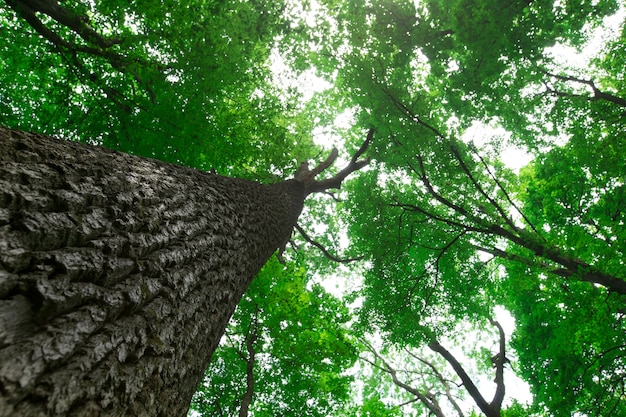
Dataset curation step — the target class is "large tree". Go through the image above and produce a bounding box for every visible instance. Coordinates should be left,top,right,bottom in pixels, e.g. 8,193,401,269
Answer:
4,0,626,415
0,126,369,416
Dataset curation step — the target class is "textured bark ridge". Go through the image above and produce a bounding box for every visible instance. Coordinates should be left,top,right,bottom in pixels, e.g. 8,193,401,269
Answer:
0,127,306,416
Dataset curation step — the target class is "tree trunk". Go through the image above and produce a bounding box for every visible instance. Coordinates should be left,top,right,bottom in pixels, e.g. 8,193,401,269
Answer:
0,127,306,416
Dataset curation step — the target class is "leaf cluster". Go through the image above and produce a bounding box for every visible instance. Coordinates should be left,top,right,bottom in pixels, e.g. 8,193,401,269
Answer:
191,257,358,416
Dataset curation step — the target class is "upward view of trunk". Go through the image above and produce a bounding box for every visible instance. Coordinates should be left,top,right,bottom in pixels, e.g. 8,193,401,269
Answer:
0,126,363,417
0,126,370,416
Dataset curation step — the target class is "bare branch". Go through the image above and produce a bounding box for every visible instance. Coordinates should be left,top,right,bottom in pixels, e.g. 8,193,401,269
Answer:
321,191,342,202
396,398,420,407
296,148,339,183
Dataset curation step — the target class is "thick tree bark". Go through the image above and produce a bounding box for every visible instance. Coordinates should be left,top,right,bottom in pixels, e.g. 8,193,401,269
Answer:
0,127,308,416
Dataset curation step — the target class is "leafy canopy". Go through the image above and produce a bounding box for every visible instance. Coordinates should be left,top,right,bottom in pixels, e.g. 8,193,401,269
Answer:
3,0,626,415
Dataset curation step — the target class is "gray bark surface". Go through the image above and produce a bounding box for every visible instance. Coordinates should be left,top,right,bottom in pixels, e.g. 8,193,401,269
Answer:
0,127,305,416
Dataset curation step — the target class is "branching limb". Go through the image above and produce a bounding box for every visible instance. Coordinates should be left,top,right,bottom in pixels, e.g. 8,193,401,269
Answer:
12,0,122,48
474,240,626,294
296,129,373,195
6,0,156,102
406,350,465,417
427,321,511,417
360,339,448,417
428,340,499,417
489,320,507,412
542,70,626,108
402,139,626,293
294,224,364,263
296,148,339,184
448,144,520,234
469,146,541,235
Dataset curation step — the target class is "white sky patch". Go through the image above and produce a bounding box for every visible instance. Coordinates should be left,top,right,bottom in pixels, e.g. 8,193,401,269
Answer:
461,121,533,173
546,8,624,71
270,50,332,103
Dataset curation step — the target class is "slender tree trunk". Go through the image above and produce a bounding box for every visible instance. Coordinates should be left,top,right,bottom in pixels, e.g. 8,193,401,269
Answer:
238,308,258,417
0,127,307,416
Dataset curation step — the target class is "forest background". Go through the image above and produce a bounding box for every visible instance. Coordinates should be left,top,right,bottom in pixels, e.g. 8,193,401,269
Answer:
1,0,625,415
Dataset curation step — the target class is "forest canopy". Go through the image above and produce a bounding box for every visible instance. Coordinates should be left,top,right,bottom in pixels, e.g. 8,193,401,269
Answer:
1,0,625,415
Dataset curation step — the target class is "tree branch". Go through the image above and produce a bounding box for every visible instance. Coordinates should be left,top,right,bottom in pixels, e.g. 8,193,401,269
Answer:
406,350,465,417
361,340,447,417
294,224,364,263
543,70,626,108
489,320,507,412
297,128,373,195
19,0,122,48
469,145,541,235
449,144,522,235
6,0,156,103
428,340,500,417
239,306,259,417
403,143,626,294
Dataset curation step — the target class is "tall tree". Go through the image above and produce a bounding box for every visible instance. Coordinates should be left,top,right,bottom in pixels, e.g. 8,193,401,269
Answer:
4,0,626,414
0,126,370,416
288,0,626,414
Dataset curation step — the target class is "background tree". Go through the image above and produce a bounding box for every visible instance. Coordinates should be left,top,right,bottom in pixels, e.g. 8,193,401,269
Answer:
358,320,540,417
288,0,626,415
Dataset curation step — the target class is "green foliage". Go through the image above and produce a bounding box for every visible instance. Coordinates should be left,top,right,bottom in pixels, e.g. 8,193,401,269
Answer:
190,257,357,416
302,0,626,415
0,0,314,178
501,400,548,417
500,258,626,415
354,396,403,417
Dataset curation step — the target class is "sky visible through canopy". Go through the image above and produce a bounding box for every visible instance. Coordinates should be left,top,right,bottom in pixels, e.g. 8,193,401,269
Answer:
2,0,626,415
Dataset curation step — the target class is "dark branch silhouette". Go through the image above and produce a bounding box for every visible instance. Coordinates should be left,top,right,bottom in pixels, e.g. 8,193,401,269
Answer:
542,70,626,108
6,0,156,103
360,339,449,417
295,224,364,263
299,128,373,195
429,321,508,417
378,88,626,293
